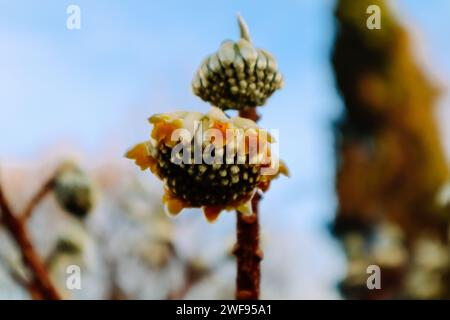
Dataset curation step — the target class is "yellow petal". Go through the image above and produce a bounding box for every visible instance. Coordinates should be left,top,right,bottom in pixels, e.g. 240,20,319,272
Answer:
164,198,185,216
211,121,230,146
151,121,183,145
257,160,289,192
148,114,167,124
279,161,290,177
257,129,274,143
125,142,155,170
203,206,223,223
236,200,253,216
162,191,189,217
152,122,172,142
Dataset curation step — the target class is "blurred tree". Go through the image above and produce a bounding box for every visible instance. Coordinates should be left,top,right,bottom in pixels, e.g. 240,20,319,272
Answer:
332,0,450,299
0,161,234,300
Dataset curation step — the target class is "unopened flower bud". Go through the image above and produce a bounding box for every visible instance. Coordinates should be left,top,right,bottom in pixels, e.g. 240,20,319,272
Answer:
54,162,94,218
192,15,283,111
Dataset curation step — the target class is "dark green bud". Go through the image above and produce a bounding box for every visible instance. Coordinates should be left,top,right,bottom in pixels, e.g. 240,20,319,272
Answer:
54,162,94,218
192,15,283,111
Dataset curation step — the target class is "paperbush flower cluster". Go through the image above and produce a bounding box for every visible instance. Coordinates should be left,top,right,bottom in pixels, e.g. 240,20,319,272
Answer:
192,16,283,110
126,107,287,222
127,15,286,222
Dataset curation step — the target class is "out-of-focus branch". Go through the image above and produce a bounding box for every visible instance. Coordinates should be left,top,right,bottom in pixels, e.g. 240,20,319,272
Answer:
0,255,43,299
20,176,56,222
166,252,231,300
0,179,61,300
167,260,211,300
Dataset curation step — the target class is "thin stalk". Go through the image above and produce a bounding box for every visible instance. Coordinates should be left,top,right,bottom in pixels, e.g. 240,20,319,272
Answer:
0,178,61,300
234,108,262,300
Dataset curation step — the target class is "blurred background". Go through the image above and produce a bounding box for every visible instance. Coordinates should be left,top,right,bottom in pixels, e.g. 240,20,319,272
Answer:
0,0,449,299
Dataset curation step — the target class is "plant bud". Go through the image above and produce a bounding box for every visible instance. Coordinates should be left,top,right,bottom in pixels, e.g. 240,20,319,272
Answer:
192,15,283,111
54,162,94,218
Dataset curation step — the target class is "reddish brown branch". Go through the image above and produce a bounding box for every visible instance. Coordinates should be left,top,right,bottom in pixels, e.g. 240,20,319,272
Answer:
239,108,260,122
21,176,55,222
234,108,262,300
167,261,210,300
0,256,43,299
234,193,262,299
0,182,61,300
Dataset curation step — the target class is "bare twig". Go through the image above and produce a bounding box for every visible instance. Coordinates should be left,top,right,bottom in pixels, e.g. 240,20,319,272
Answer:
167,253,231,300
167,261,211,300
0,255,43,299
20,176,55,222
0,179,61,300
234,108,262,300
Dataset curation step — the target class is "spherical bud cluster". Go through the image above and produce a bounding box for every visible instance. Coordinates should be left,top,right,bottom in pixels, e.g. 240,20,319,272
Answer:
126,107,287,222
54,162,94,218
192,16,283,111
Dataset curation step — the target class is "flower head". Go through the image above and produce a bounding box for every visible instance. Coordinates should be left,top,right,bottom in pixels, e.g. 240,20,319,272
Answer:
126,107,287,222
192,15,283,111
54,161,95,218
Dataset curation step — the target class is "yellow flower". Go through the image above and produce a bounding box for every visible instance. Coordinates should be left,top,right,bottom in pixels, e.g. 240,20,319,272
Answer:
126,107,287,222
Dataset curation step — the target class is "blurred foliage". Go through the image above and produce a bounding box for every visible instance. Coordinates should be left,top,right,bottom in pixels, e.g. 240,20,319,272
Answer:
53,161,95,219
0,163,236,299
332,0,450,299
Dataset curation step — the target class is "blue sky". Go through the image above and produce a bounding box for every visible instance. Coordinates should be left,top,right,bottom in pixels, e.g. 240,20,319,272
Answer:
1,0,449,298
1,1,449,163
0,0,344,229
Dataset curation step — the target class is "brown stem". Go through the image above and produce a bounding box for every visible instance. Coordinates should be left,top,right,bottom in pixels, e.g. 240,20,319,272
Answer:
0,181,61,300
234,108,262,300
3,260,43,299
239,108,260,122
167,261,210,300
21,176,55,222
